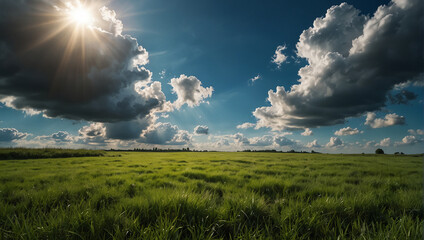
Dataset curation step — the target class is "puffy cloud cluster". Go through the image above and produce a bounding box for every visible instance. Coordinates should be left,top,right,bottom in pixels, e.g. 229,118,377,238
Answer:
254,0,423,130
306,140,321,148
37,131,74,145
334,127,361,136
272,45,288,68
301,128,313,136
247,135,275,147
396,135,423,146
215,138,230,147
138,122,191,145
326,137,343,148
364,141,377,149
365,113,405,128
233,133,297,147
236,122,255,129
408,129,424,135
376,138,391,147
51,131,73,142
79,123,106,139
0,128,28,142
191,136,231,151
76,122,109,145
233,133,250,146
194,125,209,135
274,136,297,147
170,75,213,109
0,0,169,123
99,6,123,36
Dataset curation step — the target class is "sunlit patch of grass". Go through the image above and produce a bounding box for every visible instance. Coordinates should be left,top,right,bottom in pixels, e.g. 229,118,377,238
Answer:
0,151,422,239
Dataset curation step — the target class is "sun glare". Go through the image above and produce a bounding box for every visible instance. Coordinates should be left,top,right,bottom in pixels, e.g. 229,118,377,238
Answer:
68,6,94,26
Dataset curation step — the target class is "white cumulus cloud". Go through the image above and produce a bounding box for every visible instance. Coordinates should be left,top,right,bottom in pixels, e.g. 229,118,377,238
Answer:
326,137,344,148
254,0,423,130
395,135,423,146
170,74,213,109
237,122,256,129
301,128,313,136
376,138,391,147
334,127,361,136
365,113,405,128
306,140,321,148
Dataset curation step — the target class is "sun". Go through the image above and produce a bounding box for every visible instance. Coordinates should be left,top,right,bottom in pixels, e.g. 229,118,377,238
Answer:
68,6,94,26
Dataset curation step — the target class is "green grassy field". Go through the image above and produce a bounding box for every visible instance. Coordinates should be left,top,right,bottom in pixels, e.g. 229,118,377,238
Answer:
0,152,422,239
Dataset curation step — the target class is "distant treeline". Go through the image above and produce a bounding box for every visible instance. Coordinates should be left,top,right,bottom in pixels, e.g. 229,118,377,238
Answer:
108,147,214,152
0,148,104,160
238,149,320,153
107,148,320,153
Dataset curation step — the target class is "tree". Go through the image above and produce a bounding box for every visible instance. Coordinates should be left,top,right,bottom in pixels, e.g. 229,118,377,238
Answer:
375,148,384,154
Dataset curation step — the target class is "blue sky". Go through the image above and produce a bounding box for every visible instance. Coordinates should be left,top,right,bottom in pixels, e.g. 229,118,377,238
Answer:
0,0,423,153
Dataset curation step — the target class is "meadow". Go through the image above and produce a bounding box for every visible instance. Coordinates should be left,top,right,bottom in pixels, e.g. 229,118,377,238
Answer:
0,151,422,239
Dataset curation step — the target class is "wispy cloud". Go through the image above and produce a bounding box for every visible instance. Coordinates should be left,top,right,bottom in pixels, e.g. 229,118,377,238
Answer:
272,45,288,68
249,74,261,85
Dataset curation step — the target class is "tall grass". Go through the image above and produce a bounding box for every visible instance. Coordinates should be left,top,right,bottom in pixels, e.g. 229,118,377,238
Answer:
0,152,422,239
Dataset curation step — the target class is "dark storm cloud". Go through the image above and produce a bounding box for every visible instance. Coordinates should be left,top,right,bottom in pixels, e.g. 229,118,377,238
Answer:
388,90,417,104
0,128,28,142
0,0,168,122
255,0,423,130
105,116,154,140
194,125,209,135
